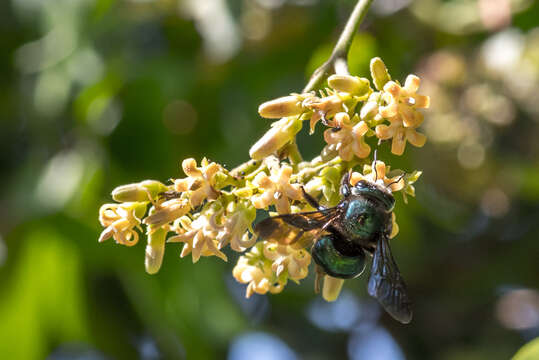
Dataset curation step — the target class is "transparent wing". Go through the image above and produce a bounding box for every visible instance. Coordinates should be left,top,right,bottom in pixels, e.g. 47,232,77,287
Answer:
254,207,340,248
367,235,413,324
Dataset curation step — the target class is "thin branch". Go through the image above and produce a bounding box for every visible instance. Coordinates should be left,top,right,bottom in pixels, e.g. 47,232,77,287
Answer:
303,0,374,93
234,0,374,172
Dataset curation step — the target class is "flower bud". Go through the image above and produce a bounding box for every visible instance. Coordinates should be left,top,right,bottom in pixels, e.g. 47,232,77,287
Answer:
145,227,166,274
233,186,254,198
328,75,370,96
322,275,344,302
319,144,336,161
249,117,302,160
258,96,303,119
320,166,342,203
370,57,391,91
213,172,230,190
320,166,341,186
143,199,190,227
112,180,168,202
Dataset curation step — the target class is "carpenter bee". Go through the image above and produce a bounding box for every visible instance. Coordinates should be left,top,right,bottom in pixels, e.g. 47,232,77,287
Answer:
254,171,413,324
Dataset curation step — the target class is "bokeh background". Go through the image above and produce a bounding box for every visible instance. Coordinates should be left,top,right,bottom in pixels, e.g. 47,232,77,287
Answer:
1,0,539,359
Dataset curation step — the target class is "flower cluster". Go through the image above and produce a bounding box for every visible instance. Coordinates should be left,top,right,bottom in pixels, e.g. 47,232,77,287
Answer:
98,202,147,246
251,157,302,214
255,58,429,160
233,241,311,298
97,57,429,302
372,75,429,155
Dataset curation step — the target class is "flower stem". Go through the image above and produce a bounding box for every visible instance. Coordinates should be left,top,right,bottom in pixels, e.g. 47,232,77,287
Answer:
303,0,374,92
282,141,303,165
289,0,373,163
233,0,374,175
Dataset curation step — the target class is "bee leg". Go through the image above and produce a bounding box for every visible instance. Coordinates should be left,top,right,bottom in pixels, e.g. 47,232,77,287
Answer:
301,186,325,210
340,171,352,197
159,190,182,200
314,264,325,294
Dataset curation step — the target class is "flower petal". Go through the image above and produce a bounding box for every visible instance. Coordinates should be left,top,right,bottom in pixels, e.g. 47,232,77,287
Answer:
406,129,427,148
391,128,407,156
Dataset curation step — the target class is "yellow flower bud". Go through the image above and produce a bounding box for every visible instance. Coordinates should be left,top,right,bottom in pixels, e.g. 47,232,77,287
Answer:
233,186,254,198
322,275,344,302
249,117,302,160
370,57,391,91
145,227,167,274
258,95,304,119
328,75,371,96
321,144,338,161
111,180,168,202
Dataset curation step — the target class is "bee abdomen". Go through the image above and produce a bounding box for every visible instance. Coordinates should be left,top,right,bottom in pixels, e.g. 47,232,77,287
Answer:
312,235,366,279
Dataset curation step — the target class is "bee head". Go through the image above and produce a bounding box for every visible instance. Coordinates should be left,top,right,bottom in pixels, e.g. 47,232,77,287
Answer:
342,176,395,212
353,180,395,212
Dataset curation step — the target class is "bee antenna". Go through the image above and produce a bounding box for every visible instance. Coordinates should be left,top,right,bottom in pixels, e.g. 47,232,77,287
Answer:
386,173,406,189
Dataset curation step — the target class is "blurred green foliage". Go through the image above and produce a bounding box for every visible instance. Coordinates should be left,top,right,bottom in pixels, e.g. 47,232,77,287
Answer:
1,0,538,359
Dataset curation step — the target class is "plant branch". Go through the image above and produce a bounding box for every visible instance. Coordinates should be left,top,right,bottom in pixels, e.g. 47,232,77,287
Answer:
303,0,374,93
233,0,374,174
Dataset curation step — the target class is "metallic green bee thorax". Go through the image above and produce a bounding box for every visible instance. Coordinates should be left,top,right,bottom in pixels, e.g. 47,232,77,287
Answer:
312,235,366,279
341,197,389,243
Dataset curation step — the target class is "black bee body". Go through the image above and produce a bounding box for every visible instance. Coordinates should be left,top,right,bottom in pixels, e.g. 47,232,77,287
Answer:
254,173,413,324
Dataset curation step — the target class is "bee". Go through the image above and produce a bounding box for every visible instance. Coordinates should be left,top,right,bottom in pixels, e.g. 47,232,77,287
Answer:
254,171,412,324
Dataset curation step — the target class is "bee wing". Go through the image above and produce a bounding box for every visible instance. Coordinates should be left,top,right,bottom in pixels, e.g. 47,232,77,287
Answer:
254,207,340,247
367,235,413,324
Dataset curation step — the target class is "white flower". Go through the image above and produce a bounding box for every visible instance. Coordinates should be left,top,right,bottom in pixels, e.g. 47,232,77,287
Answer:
168,212,227,263
251,158,302,214
174,158,223,207
98,202,147,246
